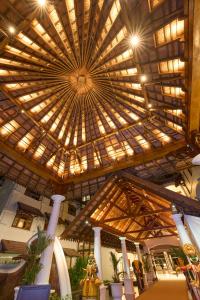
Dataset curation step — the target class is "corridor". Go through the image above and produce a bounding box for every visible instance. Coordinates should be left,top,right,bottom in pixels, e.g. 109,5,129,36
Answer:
137,277,189,300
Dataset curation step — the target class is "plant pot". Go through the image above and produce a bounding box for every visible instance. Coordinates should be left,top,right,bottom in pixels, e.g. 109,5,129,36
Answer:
111,282,123,300
147,272,153,284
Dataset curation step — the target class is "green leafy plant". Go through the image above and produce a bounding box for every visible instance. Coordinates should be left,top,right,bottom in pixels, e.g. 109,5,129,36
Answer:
110,251,124,283
49,293,72,300
142,254,151,273
68,256,88,290
170,247,188,266
21,227,51,285
103,279,111,286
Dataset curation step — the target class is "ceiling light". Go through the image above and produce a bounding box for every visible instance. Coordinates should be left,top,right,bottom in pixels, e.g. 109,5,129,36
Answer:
21,109,25,113
138,122,142,126
37,0,46,6
130,35,140,47
148,103,152,108
140,75,147,82
8,26,15,34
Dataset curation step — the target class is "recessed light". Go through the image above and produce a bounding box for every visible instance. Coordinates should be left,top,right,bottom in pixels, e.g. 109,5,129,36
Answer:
148,103,152,108
21,109,25,113
37,0,46,6
140,75,147,82
130,35,140,47
8,26,15,34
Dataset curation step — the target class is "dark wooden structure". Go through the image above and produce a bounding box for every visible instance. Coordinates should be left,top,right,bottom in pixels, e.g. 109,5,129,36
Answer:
0,0,197,196
61,172,200,243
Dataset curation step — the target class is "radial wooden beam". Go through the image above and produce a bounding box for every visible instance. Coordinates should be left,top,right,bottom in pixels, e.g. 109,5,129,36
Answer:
0,140,59,183
0,7,39,50
63,140,186,184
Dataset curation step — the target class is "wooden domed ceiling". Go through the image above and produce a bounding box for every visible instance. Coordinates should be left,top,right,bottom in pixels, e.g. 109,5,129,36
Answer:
0,0,191,191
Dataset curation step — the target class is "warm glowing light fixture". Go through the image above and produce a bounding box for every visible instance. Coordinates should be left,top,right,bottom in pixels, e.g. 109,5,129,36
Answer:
148,103,152,108
37,0,46,6
8,26,15,34
130,35,140,47
140,75,147,82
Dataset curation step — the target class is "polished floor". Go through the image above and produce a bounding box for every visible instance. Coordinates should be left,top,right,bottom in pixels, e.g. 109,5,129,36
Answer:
137,274,189,300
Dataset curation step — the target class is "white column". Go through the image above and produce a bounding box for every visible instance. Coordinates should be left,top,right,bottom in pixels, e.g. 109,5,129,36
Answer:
119,237,130,278
135,243,148,288
146,248,156,281
93,227,106,300
172,213,192,246
35,194,65,284
185,214,200,253
119,237,135,300
93,227,103,280
135,243,142,262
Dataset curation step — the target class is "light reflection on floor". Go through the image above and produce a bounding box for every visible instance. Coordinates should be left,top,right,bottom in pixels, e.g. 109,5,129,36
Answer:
157,271,185,281
116,272,186,300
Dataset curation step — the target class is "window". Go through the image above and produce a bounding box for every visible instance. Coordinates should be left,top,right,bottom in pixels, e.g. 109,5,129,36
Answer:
82,195,91,202
68,204,76,216
24,187,41,200
12,213,33,230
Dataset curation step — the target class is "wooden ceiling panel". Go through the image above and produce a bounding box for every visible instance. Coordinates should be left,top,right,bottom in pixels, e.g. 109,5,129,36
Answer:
61,171,200,244
0,0,195,191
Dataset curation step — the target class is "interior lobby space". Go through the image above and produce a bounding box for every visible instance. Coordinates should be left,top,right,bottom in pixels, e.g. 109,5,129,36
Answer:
1,0,200,299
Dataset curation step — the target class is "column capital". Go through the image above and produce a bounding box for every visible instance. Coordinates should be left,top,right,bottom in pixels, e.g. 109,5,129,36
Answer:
92,226,102,232
134,242,140,247
119,236,126,241
51,194,65,202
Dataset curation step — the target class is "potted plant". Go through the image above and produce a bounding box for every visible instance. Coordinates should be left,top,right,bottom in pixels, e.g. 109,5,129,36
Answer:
142,254,152,283
68,256,88,291
14,227,51,299
110,251,123,300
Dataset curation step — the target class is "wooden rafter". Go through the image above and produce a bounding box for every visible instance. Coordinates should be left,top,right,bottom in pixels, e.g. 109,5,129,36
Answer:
61,172,200,246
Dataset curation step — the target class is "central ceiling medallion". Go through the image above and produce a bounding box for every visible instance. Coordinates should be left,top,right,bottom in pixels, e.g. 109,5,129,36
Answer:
68,67,94,95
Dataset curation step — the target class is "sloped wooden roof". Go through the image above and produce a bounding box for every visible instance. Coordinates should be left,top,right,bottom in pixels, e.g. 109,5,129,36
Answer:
17,201,44,217
0,0,194,193
63,248,81,257
61,171,200,243
1,239,27,254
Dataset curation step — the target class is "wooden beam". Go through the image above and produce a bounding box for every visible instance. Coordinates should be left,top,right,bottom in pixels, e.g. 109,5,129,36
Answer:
126,225,176,234
137,234,177,241
103,208,171,223
0,140,60,183
0,8,39,50
64,140,186,184
89,219,135,242
119,171,200,214
187,0,200,137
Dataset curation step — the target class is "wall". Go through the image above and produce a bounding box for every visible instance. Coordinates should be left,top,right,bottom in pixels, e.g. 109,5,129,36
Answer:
101,246,138,281
165,166,200,200
0,181,78,259
144,236,180,250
